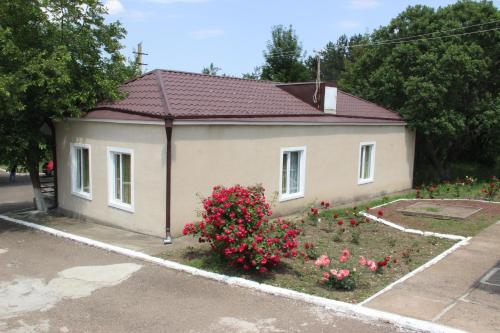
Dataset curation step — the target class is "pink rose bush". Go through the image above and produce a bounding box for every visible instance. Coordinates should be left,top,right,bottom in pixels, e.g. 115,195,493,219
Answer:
315,248,357,290
359,255,393,273
182,185,300,273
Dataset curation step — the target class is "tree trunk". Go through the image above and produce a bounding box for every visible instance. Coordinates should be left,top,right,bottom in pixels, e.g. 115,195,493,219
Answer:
423,138,451,181
27,154,47,212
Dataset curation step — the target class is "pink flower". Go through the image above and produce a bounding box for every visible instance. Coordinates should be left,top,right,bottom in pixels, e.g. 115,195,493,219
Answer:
314,255,330,268
338,269,350,280
359,255,367,266
330,269,350,281
339,255,348,263
342,248,351,258
366,260,377,272
322,271,330,281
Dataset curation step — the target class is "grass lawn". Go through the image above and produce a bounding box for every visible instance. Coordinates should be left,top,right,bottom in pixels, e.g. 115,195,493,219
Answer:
160,211,455,303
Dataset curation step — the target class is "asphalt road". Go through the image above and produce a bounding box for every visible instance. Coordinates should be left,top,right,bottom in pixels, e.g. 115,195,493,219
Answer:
0,171,35,213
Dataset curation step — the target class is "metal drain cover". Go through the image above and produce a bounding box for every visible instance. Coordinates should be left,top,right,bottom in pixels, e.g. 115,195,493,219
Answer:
479,268,500,293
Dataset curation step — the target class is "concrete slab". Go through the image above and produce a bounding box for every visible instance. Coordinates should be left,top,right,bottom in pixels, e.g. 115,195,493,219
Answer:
438,300,500,333
398,202,482,220
366,222,500,333
9,211,168,256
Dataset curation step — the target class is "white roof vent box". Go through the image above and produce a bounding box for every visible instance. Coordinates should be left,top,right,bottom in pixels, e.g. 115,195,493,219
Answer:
324,86,337,114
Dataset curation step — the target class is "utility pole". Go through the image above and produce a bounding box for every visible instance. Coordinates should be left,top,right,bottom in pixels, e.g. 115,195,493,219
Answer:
133,42,148,74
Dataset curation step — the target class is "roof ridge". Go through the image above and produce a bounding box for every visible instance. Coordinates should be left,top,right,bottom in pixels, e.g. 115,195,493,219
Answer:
157,68,277,84
154,69,172,117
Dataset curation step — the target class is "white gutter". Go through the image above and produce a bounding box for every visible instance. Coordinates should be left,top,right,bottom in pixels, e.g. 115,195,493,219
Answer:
63,118,407,126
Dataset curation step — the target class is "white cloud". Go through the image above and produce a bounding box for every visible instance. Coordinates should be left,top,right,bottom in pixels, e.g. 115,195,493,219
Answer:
347,0,380,10
190,28,224,39
105,0,125,15
337,20,362,30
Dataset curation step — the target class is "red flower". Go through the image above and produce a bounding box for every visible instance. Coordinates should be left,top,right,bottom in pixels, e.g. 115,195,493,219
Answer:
349,219,357,226
377,260,387,267
333,213,339,219
337,220,344,226
377,210,384,217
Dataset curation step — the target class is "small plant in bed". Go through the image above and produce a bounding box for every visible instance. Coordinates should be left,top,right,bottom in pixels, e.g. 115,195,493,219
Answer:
182,184,301,273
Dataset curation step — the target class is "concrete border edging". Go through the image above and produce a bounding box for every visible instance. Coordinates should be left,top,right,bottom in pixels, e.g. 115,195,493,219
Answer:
360,197,500,241
360,212,467,241
0,214,466,333
358,237,471,306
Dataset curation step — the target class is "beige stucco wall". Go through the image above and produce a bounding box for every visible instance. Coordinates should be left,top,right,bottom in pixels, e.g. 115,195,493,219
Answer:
56,120,166,237
56,120,415,238
170,125,415,236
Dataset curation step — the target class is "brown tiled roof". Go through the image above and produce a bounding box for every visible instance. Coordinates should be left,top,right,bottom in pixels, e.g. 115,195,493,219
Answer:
90,69,404,123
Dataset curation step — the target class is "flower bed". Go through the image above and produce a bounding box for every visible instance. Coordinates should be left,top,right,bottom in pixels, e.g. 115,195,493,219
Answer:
161,187,456,303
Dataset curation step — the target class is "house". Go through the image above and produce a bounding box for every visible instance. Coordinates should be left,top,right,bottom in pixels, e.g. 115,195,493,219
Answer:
55,69,415,242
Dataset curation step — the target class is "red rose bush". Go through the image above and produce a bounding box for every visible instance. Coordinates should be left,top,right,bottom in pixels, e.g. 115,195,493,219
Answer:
182,185,300,273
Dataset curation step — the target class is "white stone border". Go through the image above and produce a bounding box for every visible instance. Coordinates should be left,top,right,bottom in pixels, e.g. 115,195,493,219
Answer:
361,198,499,241
358,237,471,306
0,214,465,333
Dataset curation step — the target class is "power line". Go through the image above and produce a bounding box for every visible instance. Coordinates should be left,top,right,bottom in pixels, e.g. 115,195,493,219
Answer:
350,26,500,48
363,19,500,44
262,21,500,57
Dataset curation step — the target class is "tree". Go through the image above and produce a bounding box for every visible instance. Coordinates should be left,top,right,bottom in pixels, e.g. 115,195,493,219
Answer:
339,0,500,180
0,0,138,211
261,25,310,82
202,63,221,75
305,34,366,81
242,66,262,80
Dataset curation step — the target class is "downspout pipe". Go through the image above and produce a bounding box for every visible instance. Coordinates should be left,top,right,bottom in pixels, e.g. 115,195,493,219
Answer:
163,116,174,244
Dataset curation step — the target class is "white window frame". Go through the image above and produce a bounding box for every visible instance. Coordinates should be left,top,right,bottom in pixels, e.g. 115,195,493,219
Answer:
358,141,376,185
107,147,135,213
70,143,92,200
279,146,307,202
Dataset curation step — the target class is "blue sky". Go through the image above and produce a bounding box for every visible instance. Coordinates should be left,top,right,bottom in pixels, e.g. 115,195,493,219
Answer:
105,0,500,76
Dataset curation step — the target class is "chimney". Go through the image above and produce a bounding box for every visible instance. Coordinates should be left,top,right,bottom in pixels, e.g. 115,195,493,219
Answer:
323,86,337,114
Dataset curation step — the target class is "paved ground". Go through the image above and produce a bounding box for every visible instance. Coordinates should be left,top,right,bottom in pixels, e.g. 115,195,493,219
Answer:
0,221,407,333
366,221,500,333
0,171,34,214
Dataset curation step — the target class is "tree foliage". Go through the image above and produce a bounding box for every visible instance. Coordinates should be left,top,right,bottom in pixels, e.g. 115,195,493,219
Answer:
339,0,500,179
261,25,310,82
202,62,222,76
305,34,366,81
0,0,138,210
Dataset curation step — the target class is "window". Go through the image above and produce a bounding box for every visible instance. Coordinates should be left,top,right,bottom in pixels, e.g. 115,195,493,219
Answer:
279,147,306,201
107,147,134,212
358,142,376,184
71,143,91,200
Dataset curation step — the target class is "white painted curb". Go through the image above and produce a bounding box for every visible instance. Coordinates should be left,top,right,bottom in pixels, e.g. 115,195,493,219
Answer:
370,198,499,210
360,197,499,241
0,214,466,333
359,237,471,306
360,212,467,241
